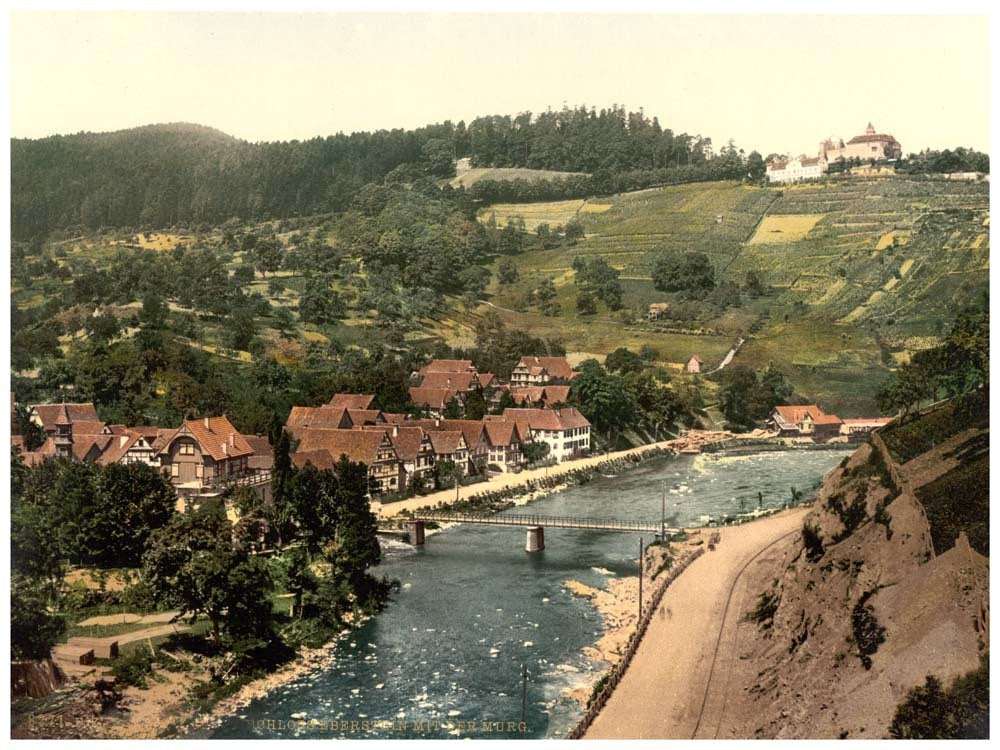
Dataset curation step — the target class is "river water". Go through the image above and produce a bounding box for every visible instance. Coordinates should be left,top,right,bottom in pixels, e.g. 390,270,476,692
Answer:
210,449,849,740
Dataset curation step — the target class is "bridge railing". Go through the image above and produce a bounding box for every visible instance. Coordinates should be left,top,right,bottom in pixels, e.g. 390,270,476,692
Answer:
412,511,671,532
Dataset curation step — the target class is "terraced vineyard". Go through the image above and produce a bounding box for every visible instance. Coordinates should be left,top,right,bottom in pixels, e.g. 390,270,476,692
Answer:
472,176,989,414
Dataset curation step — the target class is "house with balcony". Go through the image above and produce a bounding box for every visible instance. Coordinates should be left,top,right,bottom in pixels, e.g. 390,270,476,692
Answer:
156,416,255,501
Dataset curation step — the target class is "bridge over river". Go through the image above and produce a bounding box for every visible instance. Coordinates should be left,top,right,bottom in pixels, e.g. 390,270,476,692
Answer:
406,512,681,551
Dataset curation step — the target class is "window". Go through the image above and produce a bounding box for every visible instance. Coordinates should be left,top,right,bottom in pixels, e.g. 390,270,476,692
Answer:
195,465,203,478
171,464,179,477
178,441,195,456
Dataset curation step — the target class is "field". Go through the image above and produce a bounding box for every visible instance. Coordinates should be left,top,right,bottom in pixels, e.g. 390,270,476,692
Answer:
470,176,989,414
449,166,585,189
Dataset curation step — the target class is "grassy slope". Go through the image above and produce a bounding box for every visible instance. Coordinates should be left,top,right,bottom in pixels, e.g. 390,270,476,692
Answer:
462,177,989,415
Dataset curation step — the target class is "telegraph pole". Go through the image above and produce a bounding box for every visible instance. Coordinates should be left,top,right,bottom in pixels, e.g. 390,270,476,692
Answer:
661,480,666,540
638,536,644,621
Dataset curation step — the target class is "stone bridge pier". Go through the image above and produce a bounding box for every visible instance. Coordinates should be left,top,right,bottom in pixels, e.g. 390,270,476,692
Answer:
407,520,425,546
525,526,545,552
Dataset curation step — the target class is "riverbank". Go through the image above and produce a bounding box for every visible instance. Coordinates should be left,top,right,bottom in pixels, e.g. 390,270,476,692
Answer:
376,430,739,520
561,533,708,706
583,505,811,739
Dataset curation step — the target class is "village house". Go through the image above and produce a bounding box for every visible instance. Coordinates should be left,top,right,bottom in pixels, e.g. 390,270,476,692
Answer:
495,407,591,462
767,405,844,441
29,401,101,434
685,355,704,374
482,420,527,472
507,385,572,408
156,416,256,499
284,401,385,439
766,155,828,184
326,393,377,410
424,429,470,474
647,302,670,321
362,424,437,489
96,427,162,467
510,356,577,386
293,427,404,494
19,402,113,465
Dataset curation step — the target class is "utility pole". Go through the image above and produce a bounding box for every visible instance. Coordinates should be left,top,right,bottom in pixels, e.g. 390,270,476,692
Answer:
520,663,527,724
638,536,644,622
661,480,666,541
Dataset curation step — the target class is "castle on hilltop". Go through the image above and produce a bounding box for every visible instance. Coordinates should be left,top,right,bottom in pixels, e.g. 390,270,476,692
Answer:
819,122,902,163
767,122,901,184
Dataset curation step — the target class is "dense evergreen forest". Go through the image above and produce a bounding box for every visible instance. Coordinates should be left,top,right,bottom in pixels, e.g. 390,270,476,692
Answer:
13,104,988,240
11,105,745,239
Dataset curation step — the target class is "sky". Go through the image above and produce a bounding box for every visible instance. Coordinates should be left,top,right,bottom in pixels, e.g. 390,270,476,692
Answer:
9,11,991,157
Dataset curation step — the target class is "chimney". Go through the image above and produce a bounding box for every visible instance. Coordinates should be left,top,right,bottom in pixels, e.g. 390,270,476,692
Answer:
120,435,128,447
392,425,399,437
435,418,441,428
203,416,210,430
221,442,228,456
229,432,235,447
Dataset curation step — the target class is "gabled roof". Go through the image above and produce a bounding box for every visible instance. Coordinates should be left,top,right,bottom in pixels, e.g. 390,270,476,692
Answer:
296,428,396,465
97,431,150,465
483,420,523,447
344,409,383,427
327,393,377,411
158,416,254,461
285,406,350,432
688,354,704,364
514,356,576,380
419,371,478,390
437,419,488,451
381,412,411,424
31,402,100,431
36,434,113,462
478,373,496,388
291,450,336,471
812,413,844,425
426,430,468,455
67,420,109,435
408,387,462,409
416,359,474,376
242,434,274,470
847,133,899,145
363,425,430,462
501,407,591,431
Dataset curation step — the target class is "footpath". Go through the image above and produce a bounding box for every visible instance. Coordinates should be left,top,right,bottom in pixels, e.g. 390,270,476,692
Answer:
375,431,736,519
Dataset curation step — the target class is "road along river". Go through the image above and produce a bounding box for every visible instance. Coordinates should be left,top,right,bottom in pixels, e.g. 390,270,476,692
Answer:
209,448,849,740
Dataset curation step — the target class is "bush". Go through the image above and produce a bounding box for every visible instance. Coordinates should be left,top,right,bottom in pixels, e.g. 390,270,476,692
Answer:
745,590,780,632
802,522,825,562
889,655,988,738
111,648,157,689
851,590,887,670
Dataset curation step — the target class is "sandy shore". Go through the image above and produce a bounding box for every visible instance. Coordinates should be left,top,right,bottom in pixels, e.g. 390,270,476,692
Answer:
583,506,810,739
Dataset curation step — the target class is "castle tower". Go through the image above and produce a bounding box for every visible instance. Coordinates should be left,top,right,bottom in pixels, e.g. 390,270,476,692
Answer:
54,401,73,459
865,122,876,135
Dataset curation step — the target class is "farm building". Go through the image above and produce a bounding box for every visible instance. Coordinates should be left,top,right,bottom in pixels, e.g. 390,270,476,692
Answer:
685,355,704,373
648,302,670,321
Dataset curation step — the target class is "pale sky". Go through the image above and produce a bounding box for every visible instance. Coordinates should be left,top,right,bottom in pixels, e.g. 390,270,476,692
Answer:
10,12,990,157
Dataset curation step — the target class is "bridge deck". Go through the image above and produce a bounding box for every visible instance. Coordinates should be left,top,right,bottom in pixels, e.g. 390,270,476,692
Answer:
411,512,679,534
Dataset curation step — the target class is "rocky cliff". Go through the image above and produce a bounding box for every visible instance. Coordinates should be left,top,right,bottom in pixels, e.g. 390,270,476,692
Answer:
716,403,988,738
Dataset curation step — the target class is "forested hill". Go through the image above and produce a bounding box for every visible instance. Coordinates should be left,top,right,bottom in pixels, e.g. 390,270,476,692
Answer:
10,105,735,239
11,120,460,238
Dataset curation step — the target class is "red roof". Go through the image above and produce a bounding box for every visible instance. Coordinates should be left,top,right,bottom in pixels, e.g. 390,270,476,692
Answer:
688,355,704,364
327,393,377,410
426,430,467,455
501,407,590,432
296,428,395,465
420,371,478,390
416,359,474,376
408,387,462,409
159,416,254,461
363,425,429,462
291,450,336,471
31,403,100,431
514,357,576,380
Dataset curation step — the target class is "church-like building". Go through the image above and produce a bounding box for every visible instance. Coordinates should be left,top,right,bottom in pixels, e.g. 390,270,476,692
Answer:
767,122,901,183
819,122,902,163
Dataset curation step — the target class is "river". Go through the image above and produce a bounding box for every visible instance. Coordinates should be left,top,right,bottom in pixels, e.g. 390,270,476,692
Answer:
210,448,849,740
